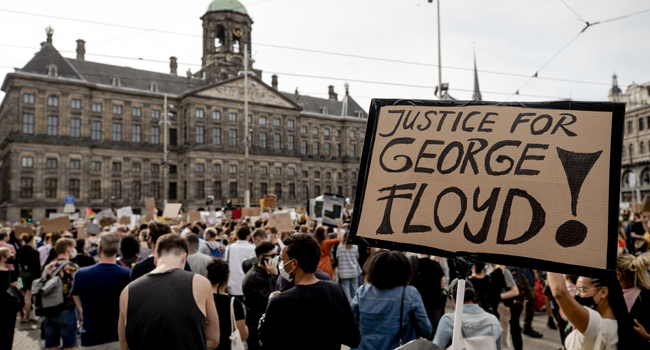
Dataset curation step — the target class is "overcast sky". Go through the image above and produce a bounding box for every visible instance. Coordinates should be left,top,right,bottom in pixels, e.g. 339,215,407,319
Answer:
1,0,649,110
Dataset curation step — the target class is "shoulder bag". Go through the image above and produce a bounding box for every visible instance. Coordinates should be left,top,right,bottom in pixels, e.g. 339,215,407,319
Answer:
230,297,245,350
4,271,24,313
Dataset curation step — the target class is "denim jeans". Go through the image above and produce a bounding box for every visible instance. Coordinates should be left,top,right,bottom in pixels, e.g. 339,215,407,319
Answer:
44,308,78,348
340,278,359,301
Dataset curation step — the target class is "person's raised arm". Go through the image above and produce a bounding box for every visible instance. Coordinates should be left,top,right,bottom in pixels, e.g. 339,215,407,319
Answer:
118,287,129,350
337,221,343,240
548,272,589,333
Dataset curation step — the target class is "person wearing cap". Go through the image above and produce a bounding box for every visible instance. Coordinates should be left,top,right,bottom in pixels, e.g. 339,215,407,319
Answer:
433,278,503,350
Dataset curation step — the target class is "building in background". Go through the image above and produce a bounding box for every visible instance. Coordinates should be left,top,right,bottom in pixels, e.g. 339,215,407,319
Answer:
609,73,650,205
0,0,368,221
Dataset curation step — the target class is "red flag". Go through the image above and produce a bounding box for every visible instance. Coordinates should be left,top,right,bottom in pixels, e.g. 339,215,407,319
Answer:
85,207,95,220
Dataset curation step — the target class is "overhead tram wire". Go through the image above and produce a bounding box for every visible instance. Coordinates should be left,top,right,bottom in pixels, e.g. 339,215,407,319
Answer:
0,8,611,87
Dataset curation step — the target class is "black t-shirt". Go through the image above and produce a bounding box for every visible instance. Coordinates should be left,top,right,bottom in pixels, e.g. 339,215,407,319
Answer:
72,254,97,268
130,256,192,282
411,257,445,310
214,293,245,350
16,245,41,276
469,275,492,311
259,280,360,350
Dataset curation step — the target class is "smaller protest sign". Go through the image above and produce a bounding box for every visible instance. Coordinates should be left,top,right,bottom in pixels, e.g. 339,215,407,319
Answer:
42,217,72,234
242,207,260,217
99,217,116,228
250,216,261,223
117,206,133,218
138,217,147,225
269,212,293,233
162,203,182,219
145,198,156,219
187,210,201,222
86,223,100,235
118,217,131,225
642,200,650,215
15,226,34,236
309,194,345,227
264,194,277,210
95,209,116,222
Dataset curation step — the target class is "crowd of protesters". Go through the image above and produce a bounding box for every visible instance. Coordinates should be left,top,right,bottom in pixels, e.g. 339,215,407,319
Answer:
0,209,650,350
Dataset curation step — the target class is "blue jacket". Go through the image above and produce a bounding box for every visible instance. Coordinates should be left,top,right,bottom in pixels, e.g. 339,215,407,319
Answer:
351,284,432,350
433,304,503,350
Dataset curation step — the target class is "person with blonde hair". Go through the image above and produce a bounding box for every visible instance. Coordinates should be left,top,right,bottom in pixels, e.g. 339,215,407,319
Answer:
617,253,650,347
0,246,20,348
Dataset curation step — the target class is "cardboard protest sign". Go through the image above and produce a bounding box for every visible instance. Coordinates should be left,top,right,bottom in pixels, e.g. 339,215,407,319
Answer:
162,203,182,219
138,217,147,225
264,194,277,210
187,210,201,222
349,100,624,278
309,194,345,227
15,226,34,236
269,212,293,233
242,207,260,218
642,200,650,215
119,217,131,225
42,217,72,234
145,198,156,220
117,206,133,218
95,209,116,222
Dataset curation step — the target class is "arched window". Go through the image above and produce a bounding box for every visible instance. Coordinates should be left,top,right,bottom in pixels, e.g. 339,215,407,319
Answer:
641,142,646,154
630,144,635,157
214,25,225,52
623,171,633,188
642,168,650,187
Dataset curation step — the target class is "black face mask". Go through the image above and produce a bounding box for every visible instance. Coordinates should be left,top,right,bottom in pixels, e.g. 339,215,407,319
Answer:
575,295,600,310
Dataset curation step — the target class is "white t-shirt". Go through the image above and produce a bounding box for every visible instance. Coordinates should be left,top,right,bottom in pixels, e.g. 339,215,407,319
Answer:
565,307,618,350
226,240,256,296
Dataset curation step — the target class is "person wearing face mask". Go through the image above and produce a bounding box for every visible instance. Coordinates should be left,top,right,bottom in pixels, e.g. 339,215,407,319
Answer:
548,272,638,349
0,247,21,349
41,237,80,350
242,241,279,350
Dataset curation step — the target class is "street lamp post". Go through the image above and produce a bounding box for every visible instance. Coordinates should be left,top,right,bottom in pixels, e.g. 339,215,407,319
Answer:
428,0,443,98
244,43,250,208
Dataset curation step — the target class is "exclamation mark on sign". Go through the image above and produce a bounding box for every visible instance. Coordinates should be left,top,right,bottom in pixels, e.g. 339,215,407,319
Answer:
555,147,603,248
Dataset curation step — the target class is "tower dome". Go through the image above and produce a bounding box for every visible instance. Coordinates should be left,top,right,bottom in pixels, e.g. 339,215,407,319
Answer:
207,0,248,15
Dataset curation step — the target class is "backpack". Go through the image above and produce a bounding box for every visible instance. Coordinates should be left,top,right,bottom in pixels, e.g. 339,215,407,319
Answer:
31,261,71,316
210,242,224,258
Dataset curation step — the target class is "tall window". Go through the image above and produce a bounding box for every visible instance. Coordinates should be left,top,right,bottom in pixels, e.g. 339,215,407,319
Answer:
22,113,34,134
274,134,281,149
336,130,341,137
274,167,282,176
642,142,647,154
132,181,141,200
213,163,222,173
287,135,294,151
131,162,141,172
349,143,356,158
111,181,122,199
313,141,319,156
92,121,102,140
229,182,238,198
289,168,295,176
151,182,161,199
313,127,319,135
90,161,101,171
20,178,33,198
325,128,330,137
213,181,222,198
90,180,101,199
302,185,309,200
132,107,142,117
336,144,341,157
640,118,645,131
260,133,267,148
69,179,80,198
21,157,33,168
69,159,81,170
628,121,633,134
47,116,58,135
151,163,160,174
325,143,331,156
71,99,81,109
229,164,238,174
151,126,160,144
196,126,205,144
196,108,205,118
261,183,268,196
326,172,331,179
47,95,58,107
301,140,307,155
113,123,122,141
213,110,221,120
196,163,205,173
275,183,282,199
248,115,252,124
288,120,294,128
112,162,122,172
45,179,57,198
289,183,295,199
229,129,237,146
260,116,267,125
70,118,81,137
151,109,160,119
315,171,321,179
132,125,141,143
302,171,308,178
301,126,307,134
92,103,102,113
274,118,281,126
113,105,123,115
23,93,35,104
261,166,268,175
213,128,221,144
196,181,205,199
229,113,237,122
46,158,58,169
350,130,356,138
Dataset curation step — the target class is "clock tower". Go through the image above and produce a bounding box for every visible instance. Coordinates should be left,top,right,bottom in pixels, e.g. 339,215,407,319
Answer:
199,0,253,83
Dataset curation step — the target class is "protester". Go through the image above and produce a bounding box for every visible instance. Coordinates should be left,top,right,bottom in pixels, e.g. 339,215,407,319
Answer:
518,268,543,338
186,233,212,277
16,233,40,323
433,279,503,350
207,258,249,350
336,231,363,301
410,253,446,338
198,227,223,257
259,233,360,350
616,254,650,347
0,230,16,270
71,232,130,350
548,272,637,349
41,237,80,350
45,232,63,266
469,262,492,312
630,213,648,254
225,226,255,300
118,234,220,350
314,222,342,279
116,235,141,269
0,247,20,349
242,241,279,350
38,232,54,268
130,222,191,281
266,226,283,250
487,264,520,350
351,250,431,350
242,228,270,274
72,238,97,268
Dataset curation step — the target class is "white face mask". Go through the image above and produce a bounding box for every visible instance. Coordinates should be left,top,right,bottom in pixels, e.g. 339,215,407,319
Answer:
69,247,77,259
279,259,295,281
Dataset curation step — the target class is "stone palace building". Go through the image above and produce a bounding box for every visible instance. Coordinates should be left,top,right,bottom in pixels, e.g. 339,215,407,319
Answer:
0,0,368,221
